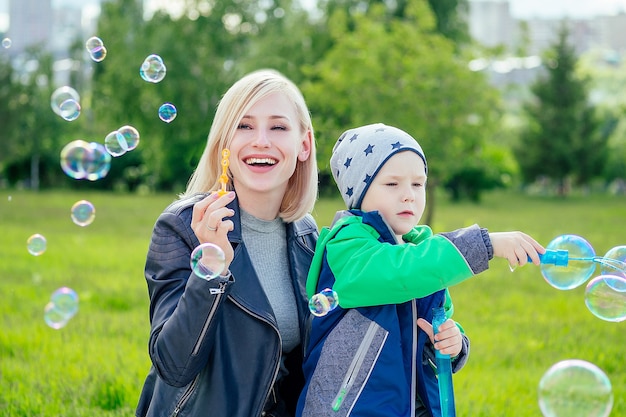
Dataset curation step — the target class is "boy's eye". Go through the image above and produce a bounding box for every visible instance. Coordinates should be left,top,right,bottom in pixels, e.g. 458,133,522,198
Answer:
385,182,398,187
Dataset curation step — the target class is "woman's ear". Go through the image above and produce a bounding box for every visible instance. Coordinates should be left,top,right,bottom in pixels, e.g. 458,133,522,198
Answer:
298,129,312,161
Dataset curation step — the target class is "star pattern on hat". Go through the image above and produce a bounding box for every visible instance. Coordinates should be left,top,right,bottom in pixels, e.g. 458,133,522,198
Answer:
346,187,353,198
364,144,374,156
349,134,358,142
344,157,352,169
391,141,402,150
363,173,371,184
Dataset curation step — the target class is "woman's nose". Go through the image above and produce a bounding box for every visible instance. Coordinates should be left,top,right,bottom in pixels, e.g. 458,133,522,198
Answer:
252,129,271,147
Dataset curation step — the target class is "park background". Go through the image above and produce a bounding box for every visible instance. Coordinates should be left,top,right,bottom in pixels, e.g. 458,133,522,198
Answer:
1,0,625,415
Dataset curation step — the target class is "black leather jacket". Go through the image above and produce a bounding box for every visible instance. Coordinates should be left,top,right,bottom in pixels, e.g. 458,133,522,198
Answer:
136,193,318,417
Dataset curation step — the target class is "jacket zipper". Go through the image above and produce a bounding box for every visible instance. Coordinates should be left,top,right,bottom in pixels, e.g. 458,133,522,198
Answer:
171,375,199,417
331,321,379,412
192,281,227,356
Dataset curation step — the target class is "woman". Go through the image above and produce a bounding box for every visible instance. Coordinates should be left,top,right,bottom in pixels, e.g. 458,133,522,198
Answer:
136,69,319,417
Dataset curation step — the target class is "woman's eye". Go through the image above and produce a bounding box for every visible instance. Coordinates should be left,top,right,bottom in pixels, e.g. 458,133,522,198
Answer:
237,123,252,130
272,125,287,131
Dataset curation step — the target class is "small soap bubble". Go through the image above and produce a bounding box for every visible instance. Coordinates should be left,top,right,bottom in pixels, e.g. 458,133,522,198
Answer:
27,234,47,256
140,54,166,83
541,235,596,290
85,36,107,62
44,287,79,329
60,140,111,180
71,200,96,227
538,359,613,417
58,98,81,121
117,125,140,151
158,102,177,123
309,288,339,317
2,37,11,49
584,275,626,322
44,302,70,329
51,86,81,120
190,243,226,280
104,130,127,157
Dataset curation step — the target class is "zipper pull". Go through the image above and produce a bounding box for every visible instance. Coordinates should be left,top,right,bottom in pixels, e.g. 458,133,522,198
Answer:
209,282,227,295
332,386,348,411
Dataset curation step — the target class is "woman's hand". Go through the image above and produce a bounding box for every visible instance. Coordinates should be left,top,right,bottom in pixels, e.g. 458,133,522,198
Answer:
417,318,463,357
191,191,236,273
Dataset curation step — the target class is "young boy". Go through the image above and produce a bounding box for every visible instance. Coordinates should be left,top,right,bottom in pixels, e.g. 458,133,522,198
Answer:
297,123,544,417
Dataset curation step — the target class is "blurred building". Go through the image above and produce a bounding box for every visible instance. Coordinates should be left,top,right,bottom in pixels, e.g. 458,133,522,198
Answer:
7,0,53,55
468,1,626,90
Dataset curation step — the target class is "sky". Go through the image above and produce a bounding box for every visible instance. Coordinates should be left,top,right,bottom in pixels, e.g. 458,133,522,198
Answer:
2,0,626,34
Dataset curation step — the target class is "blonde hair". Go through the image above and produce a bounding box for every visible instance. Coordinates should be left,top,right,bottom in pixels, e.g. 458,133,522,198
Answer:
181,69,318,222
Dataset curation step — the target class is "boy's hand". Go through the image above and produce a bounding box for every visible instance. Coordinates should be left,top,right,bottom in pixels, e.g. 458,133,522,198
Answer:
489,231,545,268
417,318,462,357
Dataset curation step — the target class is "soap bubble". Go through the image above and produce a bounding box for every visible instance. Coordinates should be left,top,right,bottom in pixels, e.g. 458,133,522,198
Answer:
71,200,96,227
118,125,140,151
27,234,47,256
44,287,79,329
104,130,127,157
538,359,613,417
51,86,81,121
2,37,11,48
158,102,177,123
140,54,166,83
584,275,626,322
190,243,226,280
541,235,596,290
309,288,339,317
85,36,107,62
60,140,111,180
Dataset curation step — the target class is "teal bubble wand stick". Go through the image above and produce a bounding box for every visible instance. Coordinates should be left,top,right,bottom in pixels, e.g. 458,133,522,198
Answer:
531,250,626,272
432,307,456,417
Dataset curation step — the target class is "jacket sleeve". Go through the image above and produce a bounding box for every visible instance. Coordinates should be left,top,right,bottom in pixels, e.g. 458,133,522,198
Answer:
328,224,490,308
145,210,234,387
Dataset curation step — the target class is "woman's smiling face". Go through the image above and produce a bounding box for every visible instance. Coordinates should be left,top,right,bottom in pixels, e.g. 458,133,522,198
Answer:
228,92,311,211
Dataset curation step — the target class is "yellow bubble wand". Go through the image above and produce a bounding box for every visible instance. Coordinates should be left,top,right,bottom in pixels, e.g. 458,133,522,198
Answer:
216,149,230,196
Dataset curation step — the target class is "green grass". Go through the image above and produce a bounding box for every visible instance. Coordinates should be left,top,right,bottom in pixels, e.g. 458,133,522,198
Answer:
1,189,624,416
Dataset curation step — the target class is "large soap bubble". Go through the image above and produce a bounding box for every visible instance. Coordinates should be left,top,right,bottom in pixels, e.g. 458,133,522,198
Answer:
584,275,626,322
538,359,613,417
541,235,596,290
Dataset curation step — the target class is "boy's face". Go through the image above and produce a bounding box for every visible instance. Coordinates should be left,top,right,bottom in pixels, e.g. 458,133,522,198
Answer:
361,151,427,240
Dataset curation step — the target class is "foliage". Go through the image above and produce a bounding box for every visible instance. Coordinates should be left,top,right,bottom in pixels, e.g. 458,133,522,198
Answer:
1,190,625,416
515,24,613,194
301,0,502,219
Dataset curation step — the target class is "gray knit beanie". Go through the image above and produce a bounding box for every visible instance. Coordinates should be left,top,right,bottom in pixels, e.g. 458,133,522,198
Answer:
330,123,427,209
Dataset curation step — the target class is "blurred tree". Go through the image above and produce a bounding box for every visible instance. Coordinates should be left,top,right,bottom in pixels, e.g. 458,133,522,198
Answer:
1,47,71,189
515,24,612,195
301,0,501,223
